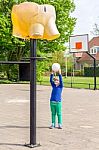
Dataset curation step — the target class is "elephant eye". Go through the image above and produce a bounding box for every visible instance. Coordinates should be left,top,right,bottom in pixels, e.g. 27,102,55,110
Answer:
44,6,46,12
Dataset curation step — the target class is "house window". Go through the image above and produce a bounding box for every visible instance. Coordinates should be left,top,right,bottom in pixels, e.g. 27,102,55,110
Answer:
90,48,93,54
97,47,99,52
90,47,97,54
94,48,97,54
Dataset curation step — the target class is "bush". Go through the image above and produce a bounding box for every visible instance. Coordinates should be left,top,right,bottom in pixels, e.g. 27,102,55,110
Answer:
84,67,99,77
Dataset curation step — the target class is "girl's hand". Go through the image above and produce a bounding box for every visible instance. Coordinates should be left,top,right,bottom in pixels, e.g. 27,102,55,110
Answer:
58,69,61,74
52,70,55,74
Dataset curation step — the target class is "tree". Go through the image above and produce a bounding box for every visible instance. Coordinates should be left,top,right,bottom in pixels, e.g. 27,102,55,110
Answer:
0,0,29,80
91,23,99,36
31,0,76,53
0,0,76,80
31,0,76,78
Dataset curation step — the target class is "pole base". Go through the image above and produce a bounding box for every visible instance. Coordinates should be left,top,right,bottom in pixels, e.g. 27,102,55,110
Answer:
24,143,41,148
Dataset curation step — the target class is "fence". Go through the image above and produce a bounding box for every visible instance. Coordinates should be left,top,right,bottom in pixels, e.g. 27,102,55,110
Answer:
37,81,99,90
0,78,99,90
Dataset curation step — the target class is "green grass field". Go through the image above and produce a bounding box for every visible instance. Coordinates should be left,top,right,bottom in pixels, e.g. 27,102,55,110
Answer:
40,76,99,90
0,76,99,90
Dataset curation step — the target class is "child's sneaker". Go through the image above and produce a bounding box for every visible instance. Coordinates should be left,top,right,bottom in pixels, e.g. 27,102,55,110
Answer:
58,124,62,129
49,123,55,129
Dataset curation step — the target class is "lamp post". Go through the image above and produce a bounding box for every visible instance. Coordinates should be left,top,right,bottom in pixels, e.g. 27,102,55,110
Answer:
65,57,68,77
64,50,70,78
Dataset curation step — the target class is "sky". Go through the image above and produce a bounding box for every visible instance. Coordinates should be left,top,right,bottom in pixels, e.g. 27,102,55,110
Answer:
71,0,99,40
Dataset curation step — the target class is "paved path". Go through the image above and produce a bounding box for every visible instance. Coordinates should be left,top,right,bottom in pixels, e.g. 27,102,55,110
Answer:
0,84,99,150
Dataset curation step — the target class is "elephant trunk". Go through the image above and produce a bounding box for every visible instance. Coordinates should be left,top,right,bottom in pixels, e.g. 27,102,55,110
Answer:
45,18,60,40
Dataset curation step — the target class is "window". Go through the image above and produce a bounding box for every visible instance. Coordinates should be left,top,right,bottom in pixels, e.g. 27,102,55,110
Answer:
97,47,99,52
90,47,97,54
94,48,97,54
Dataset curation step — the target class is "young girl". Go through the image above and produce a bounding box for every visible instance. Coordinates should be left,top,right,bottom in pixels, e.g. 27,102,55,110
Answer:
49,69,63,129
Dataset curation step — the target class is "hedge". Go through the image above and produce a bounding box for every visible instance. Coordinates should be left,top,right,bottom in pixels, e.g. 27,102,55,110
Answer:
84,67,99,77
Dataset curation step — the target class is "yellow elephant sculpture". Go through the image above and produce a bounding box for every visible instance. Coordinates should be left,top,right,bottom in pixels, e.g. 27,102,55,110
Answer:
11,2,60,40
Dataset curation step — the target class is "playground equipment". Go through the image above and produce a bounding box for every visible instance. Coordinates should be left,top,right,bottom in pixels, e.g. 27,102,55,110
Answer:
11,1,60,148
69,34,96,90
11,2,60,40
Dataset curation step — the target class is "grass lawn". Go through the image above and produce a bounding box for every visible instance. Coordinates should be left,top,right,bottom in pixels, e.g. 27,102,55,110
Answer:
40,76,99,90
0,76,99,90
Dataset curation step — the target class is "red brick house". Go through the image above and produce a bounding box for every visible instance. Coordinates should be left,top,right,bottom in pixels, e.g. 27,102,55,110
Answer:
74,36,99,69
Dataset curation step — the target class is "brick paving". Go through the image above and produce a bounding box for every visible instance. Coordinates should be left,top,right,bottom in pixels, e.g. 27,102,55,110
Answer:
0,84,99,150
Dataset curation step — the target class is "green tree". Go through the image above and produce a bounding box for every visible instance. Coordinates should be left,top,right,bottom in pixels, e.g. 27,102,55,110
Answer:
0,0,29,80
0,0,76,81
31,0,76,53
91,23,99,36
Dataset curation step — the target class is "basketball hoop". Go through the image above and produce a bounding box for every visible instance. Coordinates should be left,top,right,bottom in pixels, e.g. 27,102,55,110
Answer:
69,34,89,53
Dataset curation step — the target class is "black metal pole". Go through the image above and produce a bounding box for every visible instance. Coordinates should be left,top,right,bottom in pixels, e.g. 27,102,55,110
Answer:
86,52,96,90
30,39,36,145
93,58,96,90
